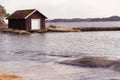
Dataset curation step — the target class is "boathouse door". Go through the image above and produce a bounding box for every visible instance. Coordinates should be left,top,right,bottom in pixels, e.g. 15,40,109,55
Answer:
31,19,40,30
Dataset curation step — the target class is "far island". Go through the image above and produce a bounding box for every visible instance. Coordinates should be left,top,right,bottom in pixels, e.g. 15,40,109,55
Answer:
46,16,120,22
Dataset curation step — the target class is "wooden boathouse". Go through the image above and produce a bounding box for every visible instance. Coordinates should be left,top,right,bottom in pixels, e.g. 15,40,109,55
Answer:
7,9,47,31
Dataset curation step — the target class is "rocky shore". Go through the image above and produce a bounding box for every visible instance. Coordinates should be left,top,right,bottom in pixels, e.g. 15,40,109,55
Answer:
47,25,81,32
1,23,120,34
47,25,120,32
0,28,48,35
0,72,22,80
0,28,31,34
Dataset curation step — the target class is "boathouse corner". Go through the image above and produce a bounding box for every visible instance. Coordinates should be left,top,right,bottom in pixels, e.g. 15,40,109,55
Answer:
7,9,47,31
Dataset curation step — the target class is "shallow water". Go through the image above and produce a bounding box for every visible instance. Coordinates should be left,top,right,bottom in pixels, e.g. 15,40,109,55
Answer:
0,31,120,79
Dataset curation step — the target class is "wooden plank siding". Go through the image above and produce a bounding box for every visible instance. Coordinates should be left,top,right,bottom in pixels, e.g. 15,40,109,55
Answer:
8,19,26,30
26,11,45,31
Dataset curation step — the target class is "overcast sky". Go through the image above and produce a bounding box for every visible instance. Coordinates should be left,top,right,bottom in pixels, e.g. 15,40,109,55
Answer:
1,0,120,19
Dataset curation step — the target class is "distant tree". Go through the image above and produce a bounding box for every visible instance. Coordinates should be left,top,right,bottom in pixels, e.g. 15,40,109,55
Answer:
0,5,9,24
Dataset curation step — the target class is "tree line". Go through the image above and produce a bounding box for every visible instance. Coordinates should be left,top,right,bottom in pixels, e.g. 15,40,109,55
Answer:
46,16,120,22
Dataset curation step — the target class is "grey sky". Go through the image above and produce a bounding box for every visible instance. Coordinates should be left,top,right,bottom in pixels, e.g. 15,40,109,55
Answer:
1,0,120,19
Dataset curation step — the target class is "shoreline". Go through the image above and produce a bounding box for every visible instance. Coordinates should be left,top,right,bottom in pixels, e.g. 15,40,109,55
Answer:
48,25,120,32
1,24,120,34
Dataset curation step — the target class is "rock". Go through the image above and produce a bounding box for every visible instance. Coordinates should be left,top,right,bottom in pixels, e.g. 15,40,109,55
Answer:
72,56,115,67
30,29,48,33
0,72,22,80
48,25,81,32
0,23,8,28
59,56,120,68
0,28,31,34
17,30,31,34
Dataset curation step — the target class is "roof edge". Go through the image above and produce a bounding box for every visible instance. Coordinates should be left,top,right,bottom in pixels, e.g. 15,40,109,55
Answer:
25,9,37,19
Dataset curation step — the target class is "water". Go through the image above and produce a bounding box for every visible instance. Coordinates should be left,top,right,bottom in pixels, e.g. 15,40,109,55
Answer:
46,21,120,27
1,22,120,79
1,31,120,60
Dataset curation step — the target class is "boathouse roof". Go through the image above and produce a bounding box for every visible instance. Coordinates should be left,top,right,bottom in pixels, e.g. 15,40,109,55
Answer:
7,9,47,19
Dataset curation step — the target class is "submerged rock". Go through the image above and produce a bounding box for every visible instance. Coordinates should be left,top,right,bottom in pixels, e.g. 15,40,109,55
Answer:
71,56,116,67
59,56,120,70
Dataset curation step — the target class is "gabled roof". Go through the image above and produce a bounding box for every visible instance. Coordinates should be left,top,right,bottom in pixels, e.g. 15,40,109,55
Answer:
7,9,47,19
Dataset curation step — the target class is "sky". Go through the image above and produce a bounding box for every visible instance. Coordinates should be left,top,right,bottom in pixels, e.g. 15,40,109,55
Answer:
1,0,120,19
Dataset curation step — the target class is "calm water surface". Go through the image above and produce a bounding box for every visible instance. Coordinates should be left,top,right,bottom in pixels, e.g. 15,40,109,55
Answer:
46,21,120,27
0,31,120,61
1,22,120,79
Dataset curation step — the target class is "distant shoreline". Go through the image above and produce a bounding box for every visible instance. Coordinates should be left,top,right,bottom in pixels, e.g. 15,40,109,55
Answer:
46,16,120,22
46,20,120,22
